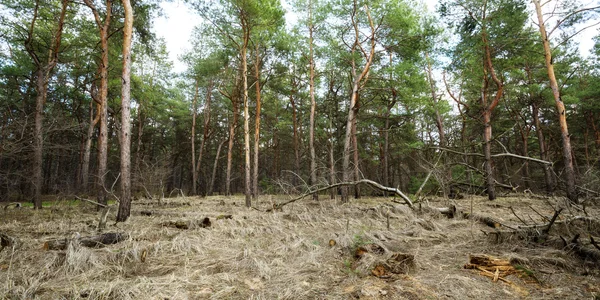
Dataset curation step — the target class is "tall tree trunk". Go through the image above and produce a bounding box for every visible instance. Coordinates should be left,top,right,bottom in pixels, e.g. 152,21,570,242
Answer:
480,15,503,200
134,91,144,192
209,139,227,196
196,79,213,195
225,97,238,196
26,0,68,209
81,99,99,192
329,124,336,200
116,0,133,222
533,0,577,203
341,2,375,203
83,0,112,208
352,117,360,199
308,0,318,200
290,78,301,186
483,109,496,199
382,52,395,196
242,24,251,208
32,70,45,209
253,44,262,199
521,131,531,189
532,103,554,194
191,79,199,195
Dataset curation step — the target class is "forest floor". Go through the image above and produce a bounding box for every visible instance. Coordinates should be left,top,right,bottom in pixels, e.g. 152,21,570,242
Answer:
1,193,600,299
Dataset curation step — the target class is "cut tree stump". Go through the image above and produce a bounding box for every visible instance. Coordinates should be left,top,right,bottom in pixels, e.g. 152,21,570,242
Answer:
371,252,416,278
0,233,19,252
464,255,517,283
44,232,129,250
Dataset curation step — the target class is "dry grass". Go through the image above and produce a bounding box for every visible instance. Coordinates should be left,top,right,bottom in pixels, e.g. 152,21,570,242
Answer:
1,194,599,299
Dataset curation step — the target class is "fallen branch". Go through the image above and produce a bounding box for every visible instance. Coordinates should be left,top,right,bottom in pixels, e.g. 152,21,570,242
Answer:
270,179,413,211
434,147,552,165
543,208,563,235
576,185,600,196
74,195,108,208
44,232,129,250
414,153,443,200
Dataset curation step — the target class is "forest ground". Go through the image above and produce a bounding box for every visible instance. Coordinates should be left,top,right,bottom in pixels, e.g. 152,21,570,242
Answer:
1,193,599,299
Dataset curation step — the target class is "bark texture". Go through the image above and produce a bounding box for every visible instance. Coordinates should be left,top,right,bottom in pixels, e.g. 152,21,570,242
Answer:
117,0,133,222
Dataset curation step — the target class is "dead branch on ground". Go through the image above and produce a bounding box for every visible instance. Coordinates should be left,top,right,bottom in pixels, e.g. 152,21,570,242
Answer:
269,179,413,211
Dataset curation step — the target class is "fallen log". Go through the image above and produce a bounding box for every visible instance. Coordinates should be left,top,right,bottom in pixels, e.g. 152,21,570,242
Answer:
3,202,22,210
44,232,129,250
161,217,211,230
462,212,506,228
557,235,600,262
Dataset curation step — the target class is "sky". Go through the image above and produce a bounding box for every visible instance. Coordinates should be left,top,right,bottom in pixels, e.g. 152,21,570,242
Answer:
153,1,599,74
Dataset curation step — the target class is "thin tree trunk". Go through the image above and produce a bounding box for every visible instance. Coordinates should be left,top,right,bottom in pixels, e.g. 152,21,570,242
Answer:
196,79,212,195
308,0,317,200
134,91,144,192
225,98,238,196
26,0,68,209
253,44,261,199
32,70,45,209
81,99,99,192
533,0,577,203
117,0,133,222
209,139,227,196
83,0,112,208
191,79,199,195
329,126,336,200
352,117,360,199
242,24,251,208
290,78,301,185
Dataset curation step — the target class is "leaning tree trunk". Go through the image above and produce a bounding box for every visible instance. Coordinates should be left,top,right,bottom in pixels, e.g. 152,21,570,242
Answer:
116,0,133,222
208,139,227,196
81,99,99,192
533,0,577,203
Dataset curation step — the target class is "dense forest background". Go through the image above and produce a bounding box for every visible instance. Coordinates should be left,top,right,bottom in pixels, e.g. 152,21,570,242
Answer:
1,0,600,213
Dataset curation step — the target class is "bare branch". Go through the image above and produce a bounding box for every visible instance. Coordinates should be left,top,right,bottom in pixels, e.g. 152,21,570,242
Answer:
270,179,413,211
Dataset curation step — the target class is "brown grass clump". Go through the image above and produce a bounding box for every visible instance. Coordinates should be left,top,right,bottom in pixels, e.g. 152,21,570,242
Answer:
1,194,599,299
